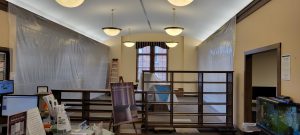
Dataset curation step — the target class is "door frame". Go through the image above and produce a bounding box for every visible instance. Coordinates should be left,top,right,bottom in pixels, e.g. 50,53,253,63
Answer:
244,43,281,122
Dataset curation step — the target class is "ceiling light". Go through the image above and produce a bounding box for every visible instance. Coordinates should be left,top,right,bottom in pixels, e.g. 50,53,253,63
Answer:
168,0,193,6
102,27,121,36
123,28,135,47
164,8,184,36
164,27,184,36
166,42,178,48
123,41,135,47
56,0,84,8
102,9,122,36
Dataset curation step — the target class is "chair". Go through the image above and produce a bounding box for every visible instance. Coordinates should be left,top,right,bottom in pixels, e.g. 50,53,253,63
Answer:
109,82,139,134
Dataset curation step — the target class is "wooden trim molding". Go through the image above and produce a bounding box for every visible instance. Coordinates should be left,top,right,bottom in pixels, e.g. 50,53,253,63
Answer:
244,43,281,122
237,0,271,23
244,55,253,122
0,0,8,12
245,43,281,55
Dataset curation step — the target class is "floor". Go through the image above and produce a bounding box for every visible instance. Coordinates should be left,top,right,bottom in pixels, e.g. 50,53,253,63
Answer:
66,95,233,135
85,122,238,135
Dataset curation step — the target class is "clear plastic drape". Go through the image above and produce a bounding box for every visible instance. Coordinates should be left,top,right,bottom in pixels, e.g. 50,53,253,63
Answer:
197,18,236,116
198,17,235,94
9,4,109,95
198,17,236,71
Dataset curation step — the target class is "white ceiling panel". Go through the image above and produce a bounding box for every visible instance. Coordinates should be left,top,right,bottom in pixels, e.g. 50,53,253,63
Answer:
7,0,252,43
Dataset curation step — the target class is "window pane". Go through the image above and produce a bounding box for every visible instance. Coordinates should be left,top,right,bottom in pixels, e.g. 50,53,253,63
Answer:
155,72,167,81
155,55,167,69
139,46,150,54
137,55,150,79
155,46,167,54
138,55,150,68
155,67,167,81
155,55,167,81
138,67,150,80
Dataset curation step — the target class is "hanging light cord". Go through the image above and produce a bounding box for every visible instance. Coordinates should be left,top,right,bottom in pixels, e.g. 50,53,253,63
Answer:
173,8,176,25
111,9,114,26
128,28,131,40
129,28,131,36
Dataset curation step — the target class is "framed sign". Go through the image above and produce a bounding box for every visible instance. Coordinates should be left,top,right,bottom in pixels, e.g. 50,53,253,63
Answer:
281,55,291,81
8,111,27,135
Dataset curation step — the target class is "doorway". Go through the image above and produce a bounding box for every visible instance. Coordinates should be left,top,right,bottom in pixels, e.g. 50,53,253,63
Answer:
244,43,281,122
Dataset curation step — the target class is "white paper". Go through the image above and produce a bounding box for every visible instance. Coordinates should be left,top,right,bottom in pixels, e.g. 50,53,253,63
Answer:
281,55,291,81
26,108,46,135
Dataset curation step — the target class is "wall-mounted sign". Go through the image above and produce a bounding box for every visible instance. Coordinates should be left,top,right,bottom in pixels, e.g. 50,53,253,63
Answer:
281,55,291,81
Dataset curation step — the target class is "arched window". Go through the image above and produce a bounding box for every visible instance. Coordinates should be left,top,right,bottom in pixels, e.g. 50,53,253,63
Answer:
136,42,168,81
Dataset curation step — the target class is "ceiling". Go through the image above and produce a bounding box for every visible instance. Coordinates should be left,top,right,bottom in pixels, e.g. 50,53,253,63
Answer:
7,0,252,43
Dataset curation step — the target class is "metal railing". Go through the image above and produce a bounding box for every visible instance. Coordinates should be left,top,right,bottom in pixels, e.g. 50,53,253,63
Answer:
139,70,234,130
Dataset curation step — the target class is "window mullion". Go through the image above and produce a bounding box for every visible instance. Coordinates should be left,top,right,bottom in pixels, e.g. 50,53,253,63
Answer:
150,46,155,72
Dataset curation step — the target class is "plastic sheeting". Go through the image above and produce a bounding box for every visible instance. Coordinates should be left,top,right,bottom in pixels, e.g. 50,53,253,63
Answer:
9,4,109,95
198,17,235,71
197,18,236,114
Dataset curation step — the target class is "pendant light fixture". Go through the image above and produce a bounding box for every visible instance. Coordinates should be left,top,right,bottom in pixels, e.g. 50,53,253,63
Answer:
167,0,193,7
166,42,178,48
56,0,85,8
164,8,184,36
123,28,135,47
102,9,122,36
166,35,178,48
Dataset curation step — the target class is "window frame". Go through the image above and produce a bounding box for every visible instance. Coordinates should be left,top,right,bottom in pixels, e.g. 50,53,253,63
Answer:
136,45,168,82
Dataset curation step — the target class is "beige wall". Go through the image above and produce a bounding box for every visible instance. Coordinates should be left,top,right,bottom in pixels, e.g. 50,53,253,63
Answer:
0,10,9,48
103,36,121,67
252,50,277,87
235,0,300,127
0,10,16,76
105,33,201,91
183,36,201,92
